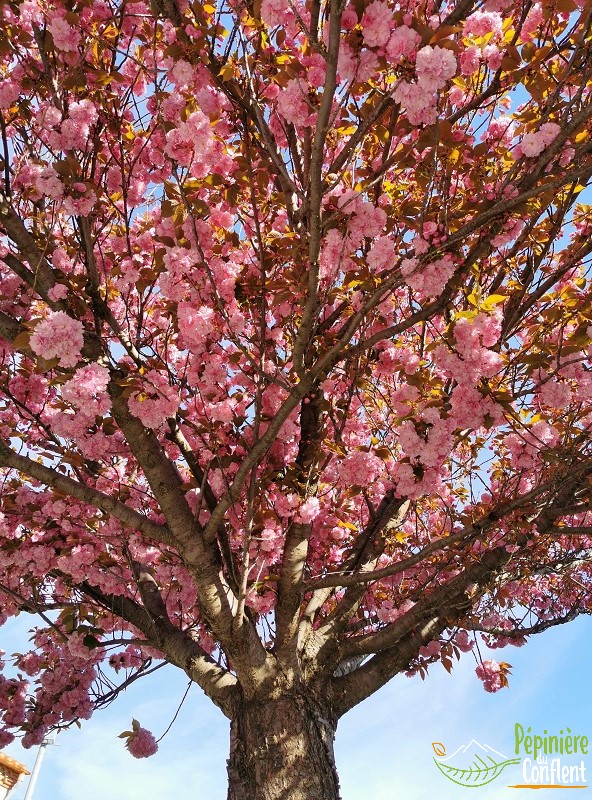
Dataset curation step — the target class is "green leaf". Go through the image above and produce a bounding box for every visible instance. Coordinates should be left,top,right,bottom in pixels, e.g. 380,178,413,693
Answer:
434,755,520,787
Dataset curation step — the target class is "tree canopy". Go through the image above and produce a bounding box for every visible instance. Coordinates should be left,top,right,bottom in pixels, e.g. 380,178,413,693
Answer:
1,0,592,794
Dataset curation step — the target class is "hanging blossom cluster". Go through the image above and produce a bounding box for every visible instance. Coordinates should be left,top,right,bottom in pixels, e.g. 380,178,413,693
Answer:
475,660,512,693
121,720,159,759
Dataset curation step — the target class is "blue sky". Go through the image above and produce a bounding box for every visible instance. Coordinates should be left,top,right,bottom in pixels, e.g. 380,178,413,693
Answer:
2,613,592,799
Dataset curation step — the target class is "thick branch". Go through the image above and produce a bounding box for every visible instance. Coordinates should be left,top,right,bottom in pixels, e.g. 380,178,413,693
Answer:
80,581,238,717
108,384,201,542
292,0,343,375
303,485,551,592
332,617,443,716
275,522,311,659
0,439,174,545
0,310,20,341
109,383,270,684
275,391,324,658
0,198,59,301
331,465,592,710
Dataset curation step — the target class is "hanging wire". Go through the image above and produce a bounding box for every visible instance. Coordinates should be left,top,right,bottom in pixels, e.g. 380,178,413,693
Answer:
156,680,193,743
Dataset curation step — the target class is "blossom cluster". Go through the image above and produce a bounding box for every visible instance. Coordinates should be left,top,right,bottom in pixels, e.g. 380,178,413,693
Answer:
475,660,510,693
394,45,457,126
123,721,159,759
30,312,84,368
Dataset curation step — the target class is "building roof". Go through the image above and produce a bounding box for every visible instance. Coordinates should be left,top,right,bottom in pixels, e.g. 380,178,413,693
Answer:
0,751,30,776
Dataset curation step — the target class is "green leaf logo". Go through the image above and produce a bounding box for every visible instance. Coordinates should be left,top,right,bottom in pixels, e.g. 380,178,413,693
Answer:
433,740,520,788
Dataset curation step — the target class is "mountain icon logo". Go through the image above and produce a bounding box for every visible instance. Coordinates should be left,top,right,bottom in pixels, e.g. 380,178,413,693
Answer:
432,740,520,787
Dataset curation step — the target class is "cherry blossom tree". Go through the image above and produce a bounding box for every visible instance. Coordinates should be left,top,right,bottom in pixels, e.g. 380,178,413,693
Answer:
1,0,592,797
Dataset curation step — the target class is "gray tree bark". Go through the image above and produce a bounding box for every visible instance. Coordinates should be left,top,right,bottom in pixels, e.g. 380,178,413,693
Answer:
227,690,340,800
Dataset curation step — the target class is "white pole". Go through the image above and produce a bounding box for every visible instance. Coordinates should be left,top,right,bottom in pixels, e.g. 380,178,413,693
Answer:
22,738,52,800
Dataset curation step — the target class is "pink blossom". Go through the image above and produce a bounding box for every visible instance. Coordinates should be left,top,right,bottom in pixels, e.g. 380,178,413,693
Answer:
62,363,111,415
386,25,420,61
259,527,280,553
441,311,503,382
520,122,560,158
393,81,437,126
295,497,321,524
538,379,572,409
450,383,502,430
367,236,396,271
539,122,561,144
460,45,481,76
361,1,393,49
169,59,194,86
337,450,384,486
464,10,503,37
415,45,457,91
338,44,378,82
177,302,215,354
164,111,214,167
419,640,441,658
128,370,179,429
210,399,236,423
530,420,559,448
8,373,48,414
521,3,543,39
486,115,514,143
520,136,545,158
399,416,454,468
245,588,276,613
455,630,474,652
304,53,326,87
402,254,455,297
30,311,84,367
320,229,347,280
452,87,468,110
276,79,314,127
0,730,15,748
69,99,98,127
274,492,300,517
17,164,63,201
47,283,69,302
337,189,362,214
261,0,289,27
348,202,387,240
341,6,358,29
475,659,509,693
483,44,503,70
48,16,81,52
109,648,144,673
125,724,158,758
57,99,98,150
159,246,199,300
62,191,97,217
560,146,575,167
376,600,400,623
491,218,524,248
161,94,186,123
0,79,20,109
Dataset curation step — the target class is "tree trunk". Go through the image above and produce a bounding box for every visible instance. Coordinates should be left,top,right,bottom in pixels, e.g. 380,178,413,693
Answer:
227,690,340,800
